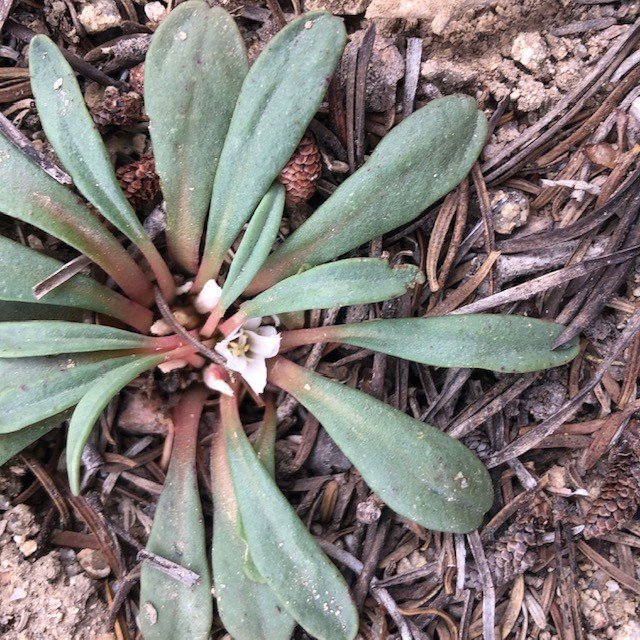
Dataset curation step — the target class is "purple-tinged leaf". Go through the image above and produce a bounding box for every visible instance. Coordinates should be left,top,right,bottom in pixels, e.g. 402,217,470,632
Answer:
29,35,175,301
211,401,295,640
140,387,213,640
0,236,152,332
195,11,346,288
221,394,358,640
0,133,152,305
0,321,155,357
146,0,248,273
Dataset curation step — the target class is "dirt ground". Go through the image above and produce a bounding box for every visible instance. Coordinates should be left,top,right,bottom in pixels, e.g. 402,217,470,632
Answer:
1,0,640,639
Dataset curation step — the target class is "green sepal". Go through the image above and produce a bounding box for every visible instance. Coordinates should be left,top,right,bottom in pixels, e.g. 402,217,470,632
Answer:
251,95,487,292
196,11,346,285
66,354,163,494
0,321,154,357
241,258,423,319
146,0,248,272
221,395,358,640
0,236,152,333
269,358,493,533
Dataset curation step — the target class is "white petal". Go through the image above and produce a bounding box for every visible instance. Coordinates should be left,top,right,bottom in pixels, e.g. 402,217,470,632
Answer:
149,319,172,336
248,328,281,358
157,359,187,373
194,279,222,314
203,365,234,396
241,357,268,395
175,280,193,295
243,317,262,330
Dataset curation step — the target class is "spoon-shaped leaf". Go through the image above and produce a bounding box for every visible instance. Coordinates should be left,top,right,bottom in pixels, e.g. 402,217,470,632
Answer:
219,184,284,313
0,321,155,357
211,406,296,640
140,387,212,640
237,258,423,321
0,236,152,333
195,11,346,287
0,300,83,322
0,134,152,305
281,315,580,373
146,0,248,272
250,95,487,293
0,353,158,434
220,394,358,640
0,412,68,467
29,35,174,300
268,358,493,533
66,354,163,493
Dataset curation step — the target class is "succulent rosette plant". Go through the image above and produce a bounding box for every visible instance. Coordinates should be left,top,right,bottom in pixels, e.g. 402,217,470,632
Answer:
0,3,579,639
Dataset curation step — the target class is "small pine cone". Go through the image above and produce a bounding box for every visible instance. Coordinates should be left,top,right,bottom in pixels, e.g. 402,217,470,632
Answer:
128,63,145,95
278,133,322,205
467,492,551,589
90,86,143,127
583,425,640,540
116,156,159,209
463,430,492,461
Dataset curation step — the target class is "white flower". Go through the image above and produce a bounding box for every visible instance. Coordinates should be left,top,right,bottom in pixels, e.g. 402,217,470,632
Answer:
214,318,280,395
194,279,222,314
203,364,234,396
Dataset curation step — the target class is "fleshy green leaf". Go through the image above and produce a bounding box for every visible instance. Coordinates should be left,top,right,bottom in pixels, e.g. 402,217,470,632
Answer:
195,11,346,286
240,258,423,320
269,358,493,533
218,183,285,314
0,236,152,333
67,354,162,493
29,36,174,299
0,413,68,467
0,321,154,357
0,353,158,434
0,134,152,305
282,315,580,373
0,300,83,322
211,412,295,640
146,0,248,273
253,400,277,478
250,95,487,293
221,395,358,640
140,387,212,640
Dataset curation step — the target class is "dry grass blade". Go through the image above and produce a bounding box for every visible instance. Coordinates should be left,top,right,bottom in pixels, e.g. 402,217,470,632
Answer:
452,246,639,315
429,251,500,315
467,530,496,640
32,254,93,299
